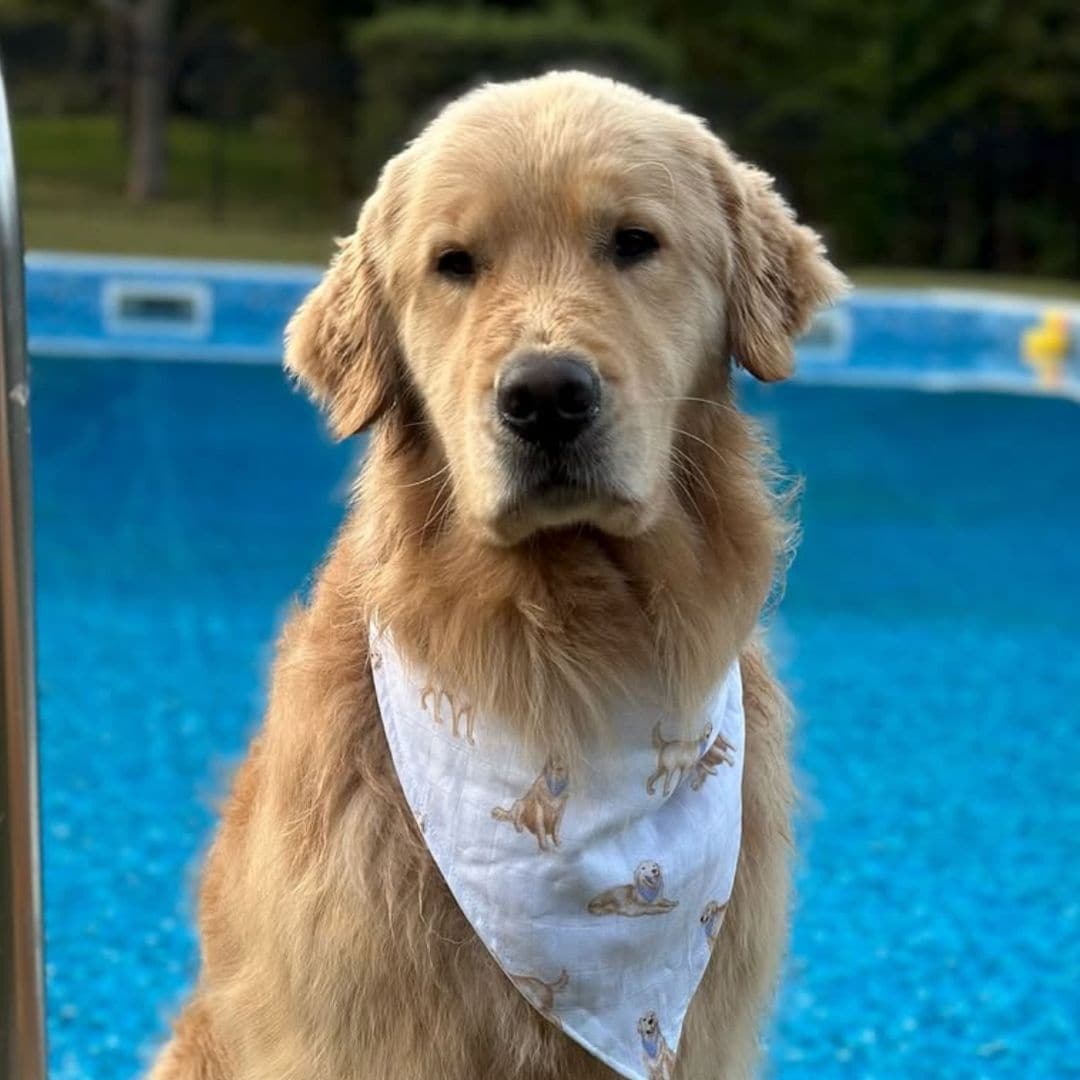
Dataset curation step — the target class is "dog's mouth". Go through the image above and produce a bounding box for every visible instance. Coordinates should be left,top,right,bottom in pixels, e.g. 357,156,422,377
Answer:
487,437,643,542
529,470,617,508
502,427,609,489
494,475,639,543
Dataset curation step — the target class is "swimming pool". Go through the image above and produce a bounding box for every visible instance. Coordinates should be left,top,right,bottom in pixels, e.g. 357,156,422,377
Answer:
32,357,1078,1078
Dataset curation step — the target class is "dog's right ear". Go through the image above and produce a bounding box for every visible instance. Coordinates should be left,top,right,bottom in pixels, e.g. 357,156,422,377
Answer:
705,137,848,383
284,160,407,439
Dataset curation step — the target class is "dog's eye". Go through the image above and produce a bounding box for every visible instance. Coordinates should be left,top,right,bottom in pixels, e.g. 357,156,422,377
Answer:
612,228,659,266
436,249,476,280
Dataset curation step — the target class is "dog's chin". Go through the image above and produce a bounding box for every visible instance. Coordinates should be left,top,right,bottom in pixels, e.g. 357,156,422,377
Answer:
480,482,650,547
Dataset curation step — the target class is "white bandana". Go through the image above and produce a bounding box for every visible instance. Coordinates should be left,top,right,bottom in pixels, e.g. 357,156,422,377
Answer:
369,626,744,1080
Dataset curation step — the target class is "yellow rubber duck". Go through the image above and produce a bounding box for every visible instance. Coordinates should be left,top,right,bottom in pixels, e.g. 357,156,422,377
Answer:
1022,310,1071,388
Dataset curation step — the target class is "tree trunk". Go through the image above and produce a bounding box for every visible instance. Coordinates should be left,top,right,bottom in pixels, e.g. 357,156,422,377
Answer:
127,0,175,203
104,5,134,148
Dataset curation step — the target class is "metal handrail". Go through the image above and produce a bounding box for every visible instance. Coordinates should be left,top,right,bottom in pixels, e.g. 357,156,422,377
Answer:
0,55,47,1080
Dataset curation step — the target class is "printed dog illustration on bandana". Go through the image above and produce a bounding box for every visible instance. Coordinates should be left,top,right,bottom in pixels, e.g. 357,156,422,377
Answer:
587,860,678,917
491,755,569,851
637,1011,677,1080
690,730,737,790
700,899,729,949
510,969,569,1023
420,683,476,745
647,721,714,796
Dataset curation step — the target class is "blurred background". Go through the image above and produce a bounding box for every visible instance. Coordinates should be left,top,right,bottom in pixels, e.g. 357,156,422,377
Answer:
1,0,1078,286
1,3,1077,1080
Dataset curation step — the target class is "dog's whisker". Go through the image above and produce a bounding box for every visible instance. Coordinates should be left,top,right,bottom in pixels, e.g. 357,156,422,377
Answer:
660,457,712,516
390,463,451,490
658,395,728,409
675,455,720,507
665,455,697,508
671,426,729,464
427,477,456,535
405,473,454,540
622,159,677,198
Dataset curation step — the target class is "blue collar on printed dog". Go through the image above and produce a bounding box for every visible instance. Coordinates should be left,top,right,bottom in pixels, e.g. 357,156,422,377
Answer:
369,625,744,1080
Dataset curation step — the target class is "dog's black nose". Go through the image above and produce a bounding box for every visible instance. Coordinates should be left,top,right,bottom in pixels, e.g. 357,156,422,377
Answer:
496,353,600,446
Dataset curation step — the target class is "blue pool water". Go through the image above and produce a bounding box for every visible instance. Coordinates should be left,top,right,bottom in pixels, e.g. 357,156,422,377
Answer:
31,358,1079,1078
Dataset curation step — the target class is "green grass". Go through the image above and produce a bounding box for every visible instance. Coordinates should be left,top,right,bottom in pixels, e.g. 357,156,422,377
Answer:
12,114,1080,298
20,184,340,262
14,114,345,263
850,267,1080,301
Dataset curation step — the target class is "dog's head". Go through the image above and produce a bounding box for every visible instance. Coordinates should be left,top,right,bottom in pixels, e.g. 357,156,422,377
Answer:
634,859,664,901
543,754,569,797
637,1010,662,1045
700,899,727,926
287,72,845,545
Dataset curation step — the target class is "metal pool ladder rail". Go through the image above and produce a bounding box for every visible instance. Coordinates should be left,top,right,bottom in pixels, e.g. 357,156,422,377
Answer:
0,57,48,1080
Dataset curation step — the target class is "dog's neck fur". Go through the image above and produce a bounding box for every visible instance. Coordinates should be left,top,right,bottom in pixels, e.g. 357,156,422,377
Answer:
336,384,783,757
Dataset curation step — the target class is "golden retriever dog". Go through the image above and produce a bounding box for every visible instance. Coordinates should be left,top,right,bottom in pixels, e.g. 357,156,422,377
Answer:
637,1012,678,1080
491,754,570,851
587,859,679,917
511,969,570,1022
647,720,715,796
700,900,731,949
147,70,845,1080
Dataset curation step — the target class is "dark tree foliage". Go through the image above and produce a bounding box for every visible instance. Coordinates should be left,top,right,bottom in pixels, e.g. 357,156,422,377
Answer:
351,6,679,187
657,0,1080,274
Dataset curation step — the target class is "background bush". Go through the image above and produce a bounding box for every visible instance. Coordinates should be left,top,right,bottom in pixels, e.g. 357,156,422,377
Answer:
351,7,680,188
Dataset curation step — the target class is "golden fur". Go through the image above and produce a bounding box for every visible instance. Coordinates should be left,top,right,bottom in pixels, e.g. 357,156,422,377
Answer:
147,71,845,1080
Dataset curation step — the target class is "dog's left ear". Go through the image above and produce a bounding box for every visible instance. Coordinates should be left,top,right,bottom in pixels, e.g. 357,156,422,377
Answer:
711,144,849,382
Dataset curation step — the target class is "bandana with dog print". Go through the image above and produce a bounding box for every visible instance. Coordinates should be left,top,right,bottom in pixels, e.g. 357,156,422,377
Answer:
369,624,744,1080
